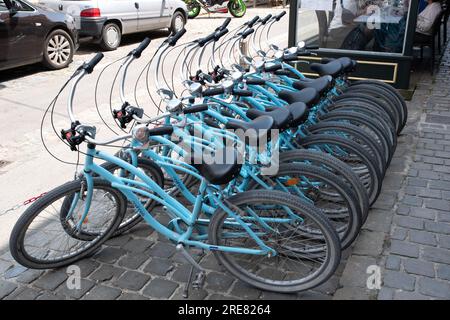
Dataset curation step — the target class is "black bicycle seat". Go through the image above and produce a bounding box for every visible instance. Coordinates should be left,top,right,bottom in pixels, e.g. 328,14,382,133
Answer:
191,149,242,185
337,57,357,73
286,102,309,127
293,76,332,95
245,107,291,130
226,115,275,144
278,87,319,106
310,60,343,77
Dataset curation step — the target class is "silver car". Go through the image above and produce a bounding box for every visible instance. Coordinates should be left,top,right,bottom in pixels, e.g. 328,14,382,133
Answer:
38,0,188,50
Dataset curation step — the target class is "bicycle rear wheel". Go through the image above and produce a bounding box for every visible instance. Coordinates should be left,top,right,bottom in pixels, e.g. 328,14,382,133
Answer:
297,134,383,205
279,149,370,223
247,162,362,249
350,80,408,133
208,190,341,293
10,178,125,269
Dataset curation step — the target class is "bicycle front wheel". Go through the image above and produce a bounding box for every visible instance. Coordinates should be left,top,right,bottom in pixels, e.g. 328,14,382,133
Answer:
10,178,125,269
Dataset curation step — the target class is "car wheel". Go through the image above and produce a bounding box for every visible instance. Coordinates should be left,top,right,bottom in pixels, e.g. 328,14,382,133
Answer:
170,11,186,34
42,29,74,70
100,22,121,51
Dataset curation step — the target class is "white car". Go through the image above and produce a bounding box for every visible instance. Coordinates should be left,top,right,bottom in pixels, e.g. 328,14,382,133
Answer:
38,0,188,50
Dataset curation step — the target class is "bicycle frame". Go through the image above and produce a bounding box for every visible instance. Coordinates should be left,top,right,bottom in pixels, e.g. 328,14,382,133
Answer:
67,143,282,256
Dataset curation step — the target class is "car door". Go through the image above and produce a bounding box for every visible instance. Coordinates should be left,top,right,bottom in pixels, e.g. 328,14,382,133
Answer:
136,0,166,31
0,1,10,68
101,0,138,34
0,0,45,69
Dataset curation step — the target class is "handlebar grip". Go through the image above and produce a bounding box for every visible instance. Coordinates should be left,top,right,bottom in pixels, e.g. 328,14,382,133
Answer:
275,11,286,21
260,14,272,25
232,89,253,97
264,63,283,73
241,28,254,39
246,78,266,85
217,17,231,31
246,16,259,28
305,45,319,50
214,28,228,41
83,52,104,74
283,54,299,62
148,126,174,137
184,104,208,114
167,28,186,46
203,87,225,97
132,37,151,58
297,51,312,56
197,32,215,47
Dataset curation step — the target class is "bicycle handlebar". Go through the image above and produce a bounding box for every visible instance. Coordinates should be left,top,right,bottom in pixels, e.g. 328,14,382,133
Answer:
260,14,272,25
184,104,209,114
232,89,253,97
167,28,186,46
241,28,254,39
197,32,216,47
245,78,266,85
83,52,104,74
216,17,231,31
131,37,151,58
203,87,225,96
245,16,259,28
275,11,286,21
214,28,229,41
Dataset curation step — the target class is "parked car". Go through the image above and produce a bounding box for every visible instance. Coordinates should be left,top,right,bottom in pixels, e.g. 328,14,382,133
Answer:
0,0,78,71
38,0,188,50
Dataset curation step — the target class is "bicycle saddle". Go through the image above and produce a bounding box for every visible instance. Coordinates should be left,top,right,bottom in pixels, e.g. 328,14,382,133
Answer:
226,115,275,144
293,76,332,95
309,60,343,77
278,87,319,106
286,102,309,128
245,107,291,130
336,57,357,73
191,148,242,185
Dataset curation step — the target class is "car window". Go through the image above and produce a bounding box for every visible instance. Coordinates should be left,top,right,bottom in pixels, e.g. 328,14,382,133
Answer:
0,0,8,11
16,0,34,11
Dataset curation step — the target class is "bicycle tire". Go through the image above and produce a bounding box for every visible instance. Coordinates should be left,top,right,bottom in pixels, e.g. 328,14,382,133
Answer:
247,162,362,249
319,110,395,166
307,121,387,172
208,190,341,293
10,179,125,269
351,80,408,132
278,149,370,223
297,134,383,205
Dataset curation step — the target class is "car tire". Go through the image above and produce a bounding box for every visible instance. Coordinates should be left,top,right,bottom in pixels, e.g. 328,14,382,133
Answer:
42,29,74,70
100,22,122,51
170,11,186,34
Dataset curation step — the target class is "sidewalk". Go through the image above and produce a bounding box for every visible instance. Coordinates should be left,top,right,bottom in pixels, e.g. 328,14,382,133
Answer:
1,40,450,301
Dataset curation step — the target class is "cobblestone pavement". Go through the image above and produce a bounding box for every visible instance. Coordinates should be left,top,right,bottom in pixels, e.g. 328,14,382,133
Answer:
1,29,450,303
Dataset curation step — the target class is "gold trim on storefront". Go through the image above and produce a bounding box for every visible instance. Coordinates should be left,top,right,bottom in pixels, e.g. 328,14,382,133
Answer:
296,57,399,84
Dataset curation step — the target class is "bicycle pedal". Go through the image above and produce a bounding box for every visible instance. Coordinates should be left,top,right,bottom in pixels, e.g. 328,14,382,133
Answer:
192,271,206,289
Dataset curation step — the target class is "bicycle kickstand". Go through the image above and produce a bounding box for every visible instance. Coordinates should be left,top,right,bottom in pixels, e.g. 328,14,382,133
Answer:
177,244,206,298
